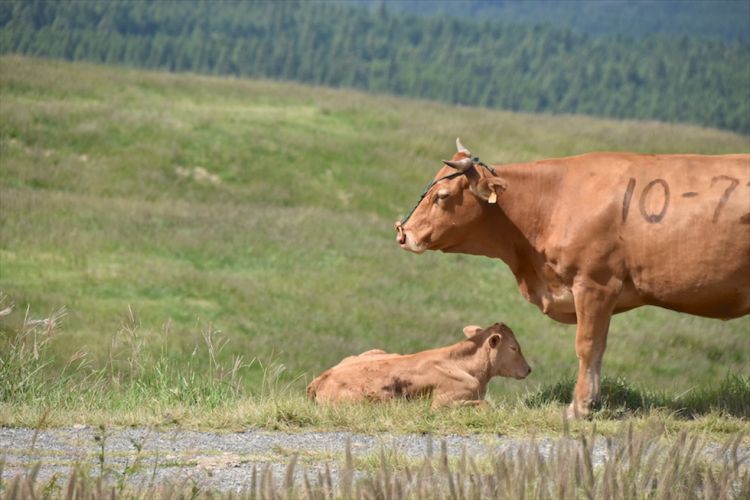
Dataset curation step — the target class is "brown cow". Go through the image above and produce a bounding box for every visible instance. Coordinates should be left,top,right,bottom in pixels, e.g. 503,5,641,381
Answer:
307,323,531,408
395,139,750,418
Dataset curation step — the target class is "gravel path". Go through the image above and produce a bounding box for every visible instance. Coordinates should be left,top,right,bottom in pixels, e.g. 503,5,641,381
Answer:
0,427,556,492
1,426,745,493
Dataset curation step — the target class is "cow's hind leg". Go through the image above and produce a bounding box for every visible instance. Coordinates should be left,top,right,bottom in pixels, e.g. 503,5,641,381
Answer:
568,279,619,419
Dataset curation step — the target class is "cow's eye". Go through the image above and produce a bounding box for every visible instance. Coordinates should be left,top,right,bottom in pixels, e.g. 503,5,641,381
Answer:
510,345,518,352
436,188,450,200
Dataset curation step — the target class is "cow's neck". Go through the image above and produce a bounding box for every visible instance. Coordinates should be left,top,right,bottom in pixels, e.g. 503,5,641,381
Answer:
493,162,560,248
461,164,556,258
447,339,493,386
478,162,563,307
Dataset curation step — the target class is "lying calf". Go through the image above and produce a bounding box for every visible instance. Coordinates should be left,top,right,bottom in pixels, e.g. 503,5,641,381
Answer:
307,323,531,408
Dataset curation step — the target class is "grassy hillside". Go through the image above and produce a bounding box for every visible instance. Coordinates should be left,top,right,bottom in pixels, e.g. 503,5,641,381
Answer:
3,1,749,134
1,56,748,425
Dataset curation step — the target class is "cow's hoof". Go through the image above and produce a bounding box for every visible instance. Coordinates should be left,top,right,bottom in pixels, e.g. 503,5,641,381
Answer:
565,402,591,420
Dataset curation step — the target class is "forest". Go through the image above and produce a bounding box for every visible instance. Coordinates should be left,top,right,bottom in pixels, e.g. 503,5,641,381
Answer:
359,0,750,41
1,0,749,134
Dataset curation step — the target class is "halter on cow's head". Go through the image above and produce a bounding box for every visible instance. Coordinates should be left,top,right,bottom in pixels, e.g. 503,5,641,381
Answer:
395,139,508,254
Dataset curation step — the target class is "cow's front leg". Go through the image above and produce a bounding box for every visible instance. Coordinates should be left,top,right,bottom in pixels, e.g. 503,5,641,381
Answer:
567,280,619,419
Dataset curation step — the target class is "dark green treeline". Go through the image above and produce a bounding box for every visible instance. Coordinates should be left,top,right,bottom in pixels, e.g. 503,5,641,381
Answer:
2,1,748,134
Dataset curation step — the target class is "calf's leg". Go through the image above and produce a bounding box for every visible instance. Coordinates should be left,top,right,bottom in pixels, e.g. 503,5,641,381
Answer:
432,393,486,409
431,370,483,409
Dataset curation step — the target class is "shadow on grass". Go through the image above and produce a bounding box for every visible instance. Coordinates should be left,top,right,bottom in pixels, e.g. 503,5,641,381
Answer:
524,374,750,419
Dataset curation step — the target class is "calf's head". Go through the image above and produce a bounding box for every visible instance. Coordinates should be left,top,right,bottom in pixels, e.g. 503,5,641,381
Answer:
464,323,531,379
395,139,508,254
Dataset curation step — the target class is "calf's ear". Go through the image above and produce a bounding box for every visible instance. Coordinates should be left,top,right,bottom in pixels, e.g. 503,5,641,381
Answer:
488,334,502,349
469,177,508,204
463,325,483,338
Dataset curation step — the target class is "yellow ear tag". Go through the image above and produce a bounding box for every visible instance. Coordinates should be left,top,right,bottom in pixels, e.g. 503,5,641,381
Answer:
488,192,498,204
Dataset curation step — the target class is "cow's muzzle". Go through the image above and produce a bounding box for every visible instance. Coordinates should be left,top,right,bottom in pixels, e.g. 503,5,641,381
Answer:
395,221,427,253
516,366,532,379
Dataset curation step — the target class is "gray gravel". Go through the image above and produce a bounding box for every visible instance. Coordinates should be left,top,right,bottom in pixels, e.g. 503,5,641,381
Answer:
0,426,746,493
0,427,551,492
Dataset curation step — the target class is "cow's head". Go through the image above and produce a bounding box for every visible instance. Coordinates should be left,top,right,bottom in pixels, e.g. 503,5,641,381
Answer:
395,139,508,254
464,323,531,379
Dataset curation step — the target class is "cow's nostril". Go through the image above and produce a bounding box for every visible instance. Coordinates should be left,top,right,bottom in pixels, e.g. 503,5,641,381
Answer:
527,367,532,375
395,223,406,244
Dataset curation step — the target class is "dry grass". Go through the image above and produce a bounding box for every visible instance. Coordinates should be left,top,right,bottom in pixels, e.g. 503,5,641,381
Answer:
2,426,748,499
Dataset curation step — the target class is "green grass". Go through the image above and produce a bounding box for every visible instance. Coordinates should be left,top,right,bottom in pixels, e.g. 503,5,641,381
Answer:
1,55,749,434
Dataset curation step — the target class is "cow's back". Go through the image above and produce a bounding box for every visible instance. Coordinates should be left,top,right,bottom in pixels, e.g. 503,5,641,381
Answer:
308,353,411,403
307,347,464,403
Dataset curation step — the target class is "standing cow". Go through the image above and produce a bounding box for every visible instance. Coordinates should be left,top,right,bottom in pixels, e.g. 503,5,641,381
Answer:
395,139,750,418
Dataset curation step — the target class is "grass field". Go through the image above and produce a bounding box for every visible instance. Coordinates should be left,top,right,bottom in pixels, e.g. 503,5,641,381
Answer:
1,55,749,435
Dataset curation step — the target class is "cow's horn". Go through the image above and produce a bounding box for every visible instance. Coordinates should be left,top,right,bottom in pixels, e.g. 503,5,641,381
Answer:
442,157,474,171
456,137,471,155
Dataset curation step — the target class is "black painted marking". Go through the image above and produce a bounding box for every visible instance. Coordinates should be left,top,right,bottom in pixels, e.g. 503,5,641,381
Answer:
710,175,739,223
622,177,636,222
681,192,699,198
638,178,670,224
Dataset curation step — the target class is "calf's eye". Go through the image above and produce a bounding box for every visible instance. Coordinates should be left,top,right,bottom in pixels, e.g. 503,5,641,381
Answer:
436,188,450,200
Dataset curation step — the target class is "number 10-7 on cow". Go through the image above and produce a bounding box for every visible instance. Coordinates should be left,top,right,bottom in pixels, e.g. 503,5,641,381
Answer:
622,175,748,224
396,139,750,418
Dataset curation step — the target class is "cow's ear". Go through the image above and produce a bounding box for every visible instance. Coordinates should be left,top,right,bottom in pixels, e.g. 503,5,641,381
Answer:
469,177,508,204
488,334,502,349
463,325,483,338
